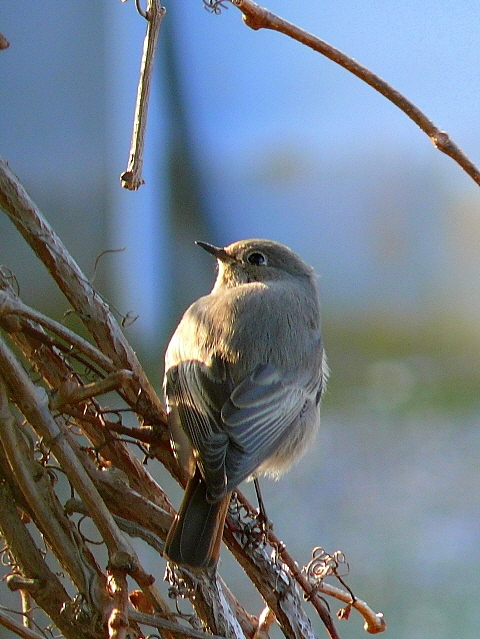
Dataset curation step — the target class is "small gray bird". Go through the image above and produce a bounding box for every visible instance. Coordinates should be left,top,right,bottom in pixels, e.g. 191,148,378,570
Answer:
164,239,328,568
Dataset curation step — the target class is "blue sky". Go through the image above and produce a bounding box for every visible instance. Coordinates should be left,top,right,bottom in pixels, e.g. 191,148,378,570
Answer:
2,0,480,344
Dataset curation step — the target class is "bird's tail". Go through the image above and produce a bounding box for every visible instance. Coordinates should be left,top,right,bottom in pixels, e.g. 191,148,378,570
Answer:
165,467,230,569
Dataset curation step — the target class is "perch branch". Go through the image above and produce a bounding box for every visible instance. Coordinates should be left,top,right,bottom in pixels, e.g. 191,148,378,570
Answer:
226,489,386,637
228,0,480,186
221,496,341,639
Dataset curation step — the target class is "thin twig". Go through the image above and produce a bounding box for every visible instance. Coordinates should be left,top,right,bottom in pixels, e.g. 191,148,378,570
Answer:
230,0,480,186
121,0,166,190
0,608,46,639
0,339,145,581
0,286,115,375
0,156,166,428
51,370,134,410
319,583,386,635
223,495,341,639
128,609,232,639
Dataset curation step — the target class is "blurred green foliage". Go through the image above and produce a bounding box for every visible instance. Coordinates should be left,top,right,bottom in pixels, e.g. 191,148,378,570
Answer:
324,311,480,412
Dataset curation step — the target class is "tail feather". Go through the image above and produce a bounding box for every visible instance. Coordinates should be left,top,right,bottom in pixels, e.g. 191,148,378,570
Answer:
165,468,230,569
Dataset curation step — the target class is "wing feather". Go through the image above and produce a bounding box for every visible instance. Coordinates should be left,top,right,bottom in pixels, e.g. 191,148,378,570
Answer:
221,363,322,488
166,342,325,499
165,359,232,499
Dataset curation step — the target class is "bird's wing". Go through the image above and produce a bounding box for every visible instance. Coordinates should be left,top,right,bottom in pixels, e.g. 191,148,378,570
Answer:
165,357,233,499
221,361,323,489
166,346,324,499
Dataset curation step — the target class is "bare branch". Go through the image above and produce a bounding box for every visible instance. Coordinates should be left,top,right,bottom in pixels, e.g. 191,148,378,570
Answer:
128,609,230,639
0,459,96,639
51,370,134,411
121,0,166,190
319,584,386,635
0,608,47,639
0,156,166,427
228,0,480,186
0,375,99,597
0,339,149,583
0,280,115,374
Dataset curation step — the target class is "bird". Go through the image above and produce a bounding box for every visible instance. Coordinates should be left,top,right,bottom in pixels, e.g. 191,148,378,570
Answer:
163,238,327,569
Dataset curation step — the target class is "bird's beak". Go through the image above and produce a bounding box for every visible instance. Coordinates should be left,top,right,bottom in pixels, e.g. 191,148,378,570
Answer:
195,241,232,262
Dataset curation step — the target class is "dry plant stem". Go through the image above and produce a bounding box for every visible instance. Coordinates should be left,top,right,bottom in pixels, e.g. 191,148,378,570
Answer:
230,490,381,639
221,510,335,639
287,554,385,635
231,0,480,187
107,568,129,639
0,286,115,373
0,156,166,427
0,340,150,585
0,608,48,639
51,369,134,410
0,339,171,620
319,584,386,635
128,610,230,639
0,430,96,639
0,377,95,595
121,0,166,190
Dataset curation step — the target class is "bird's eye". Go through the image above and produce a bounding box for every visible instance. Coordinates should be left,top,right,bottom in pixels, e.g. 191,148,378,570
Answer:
246,252,266,266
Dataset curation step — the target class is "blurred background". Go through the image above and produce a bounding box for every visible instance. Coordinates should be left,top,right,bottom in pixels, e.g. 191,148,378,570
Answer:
2,1,480,637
